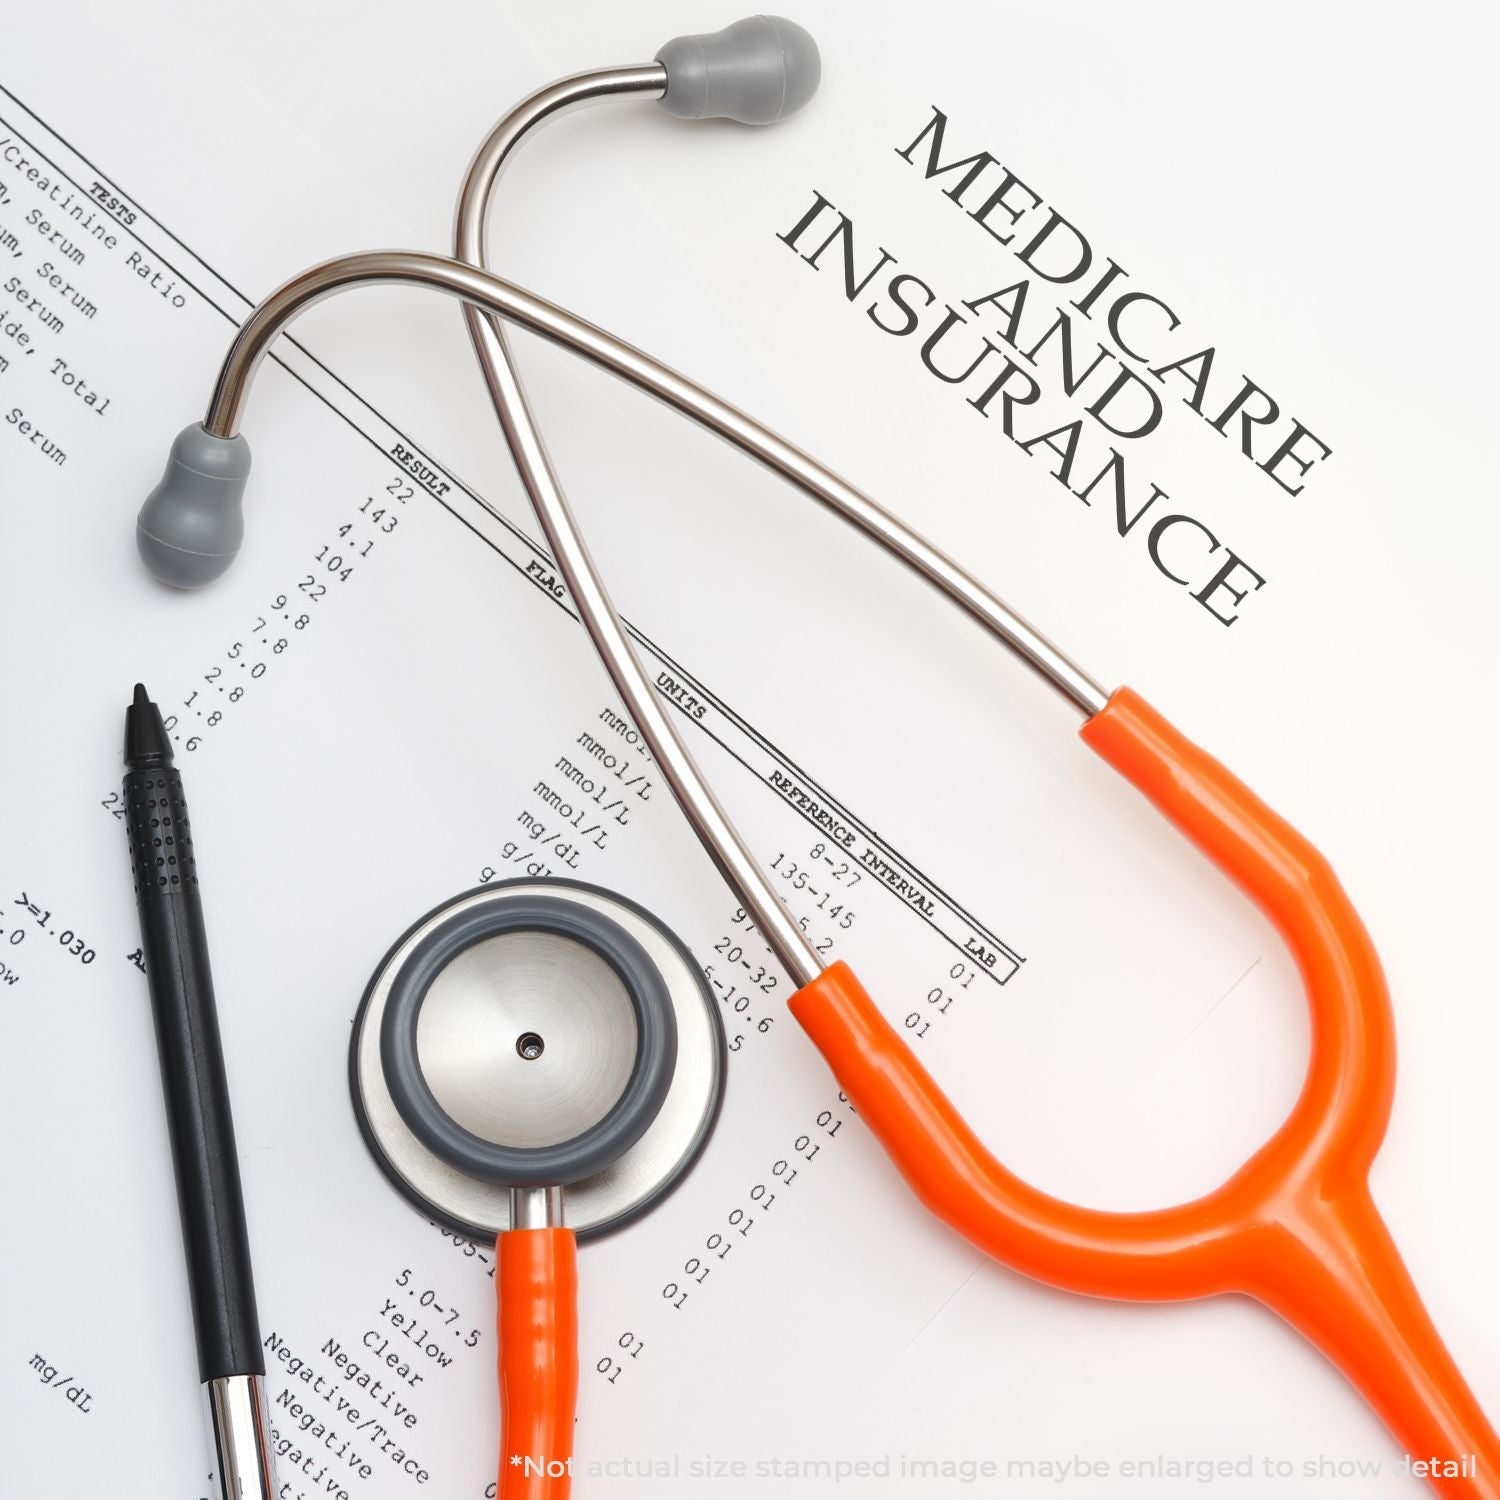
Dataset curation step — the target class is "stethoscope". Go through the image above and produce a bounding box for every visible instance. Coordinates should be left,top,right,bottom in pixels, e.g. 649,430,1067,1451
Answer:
132,15,1498,1498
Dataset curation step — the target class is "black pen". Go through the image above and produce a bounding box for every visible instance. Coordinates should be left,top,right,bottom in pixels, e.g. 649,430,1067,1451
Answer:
123,684,276,1500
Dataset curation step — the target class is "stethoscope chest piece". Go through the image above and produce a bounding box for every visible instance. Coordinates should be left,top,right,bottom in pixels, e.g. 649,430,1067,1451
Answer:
351,879,725,1240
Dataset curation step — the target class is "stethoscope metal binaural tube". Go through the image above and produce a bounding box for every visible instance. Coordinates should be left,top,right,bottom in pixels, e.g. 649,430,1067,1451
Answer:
449,61,824,987
198,112,1110,984
448,62,1107,988
197,248,1108,981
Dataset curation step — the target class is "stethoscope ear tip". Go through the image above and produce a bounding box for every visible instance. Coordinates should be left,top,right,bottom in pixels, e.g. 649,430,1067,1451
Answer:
136,422,251,588
656,15,821,125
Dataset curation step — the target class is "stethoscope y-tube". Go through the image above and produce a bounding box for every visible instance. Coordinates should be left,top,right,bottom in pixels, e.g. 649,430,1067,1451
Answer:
132,17,1499,1499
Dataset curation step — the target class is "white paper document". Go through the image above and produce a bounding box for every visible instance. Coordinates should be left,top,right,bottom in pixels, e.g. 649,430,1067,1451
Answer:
3,3,1497,1497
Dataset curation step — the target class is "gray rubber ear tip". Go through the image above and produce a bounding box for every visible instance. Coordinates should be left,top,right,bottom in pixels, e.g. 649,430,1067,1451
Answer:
136,423,251,589
656,15,821,125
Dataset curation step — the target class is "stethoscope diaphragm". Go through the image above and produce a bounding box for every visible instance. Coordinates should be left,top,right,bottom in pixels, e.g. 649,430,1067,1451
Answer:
350,879,725,1240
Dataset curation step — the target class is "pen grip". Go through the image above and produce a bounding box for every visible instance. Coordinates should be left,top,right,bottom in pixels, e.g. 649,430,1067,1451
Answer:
126,764,264,1382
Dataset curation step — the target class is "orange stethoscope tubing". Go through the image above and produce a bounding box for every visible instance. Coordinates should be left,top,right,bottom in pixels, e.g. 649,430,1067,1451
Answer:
495,1229,579,1500
487,688,1498,1500
792,687,1499,1498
